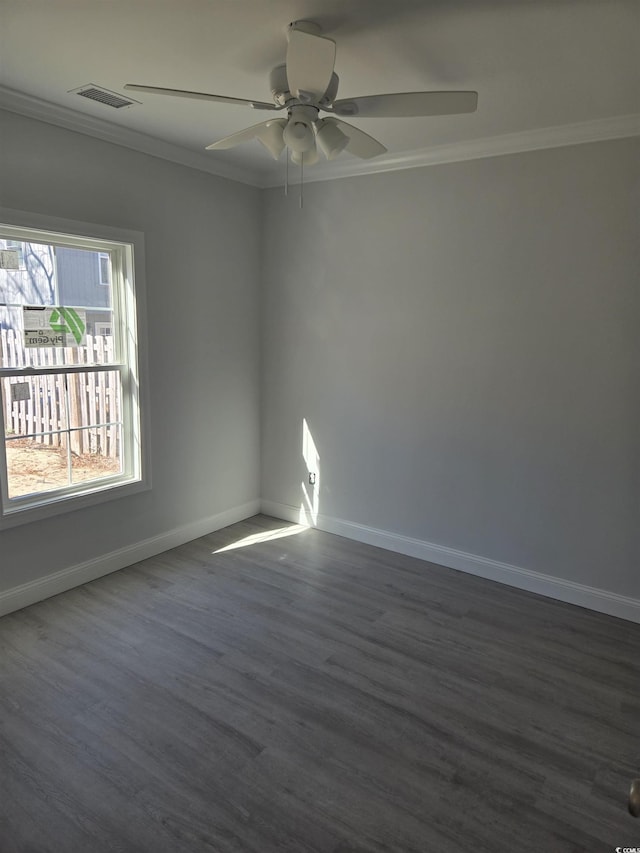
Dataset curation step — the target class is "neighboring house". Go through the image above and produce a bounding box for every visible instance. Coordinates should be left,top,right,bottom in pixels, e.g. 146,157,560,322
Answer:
0,240,112,334
56,247,112,335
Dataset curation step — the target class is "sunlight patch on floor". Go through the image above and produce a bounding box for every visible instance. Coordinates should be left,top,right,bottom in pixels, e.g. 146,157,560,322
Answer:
213,524,309,553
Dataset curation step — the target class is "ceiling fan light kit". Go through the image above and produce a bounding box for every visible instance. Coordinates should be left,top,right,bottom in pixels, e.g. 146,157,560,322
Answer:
291,147,319,167
124,19,478,180
316,119,349,160
255,119,287,160
281,104,317,153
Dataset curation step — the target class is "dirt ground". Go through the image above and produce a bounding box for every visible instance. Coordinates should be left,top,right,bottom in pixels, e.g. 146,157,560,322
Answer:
6,438,120,498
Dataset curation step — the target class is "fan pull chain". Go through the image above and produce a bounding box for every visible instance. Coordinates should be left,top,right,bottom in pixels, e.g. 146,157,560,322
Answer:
284,149,288,196
300,152,304,209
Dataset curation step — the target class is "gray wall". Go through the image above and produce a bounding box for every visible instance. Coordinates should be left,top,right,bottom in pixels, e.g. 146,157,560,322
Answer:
0,110,262,594
261,138,640,599
1,109,637,607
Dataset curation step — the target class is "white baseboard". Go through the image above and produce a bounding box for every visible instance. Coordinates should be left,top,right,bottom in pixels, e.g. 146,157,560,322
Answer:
261,500,640,624
0,499,260,617
4,496,638,625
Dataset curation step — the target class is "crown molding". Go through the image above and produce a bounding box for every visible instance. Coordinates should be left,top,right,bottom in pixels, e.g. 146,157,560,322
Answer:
0,85,263,187
1,85,638,189
260,112,640,187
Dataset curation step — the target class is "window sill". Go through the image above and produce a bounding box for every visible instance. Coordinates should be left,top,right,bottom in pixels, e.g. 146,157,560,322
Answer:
0,474,151,530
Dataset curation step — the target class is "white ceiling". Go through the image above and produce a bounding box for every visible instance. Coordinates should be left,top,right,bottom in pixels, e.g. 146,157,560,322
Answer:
1,0,638,186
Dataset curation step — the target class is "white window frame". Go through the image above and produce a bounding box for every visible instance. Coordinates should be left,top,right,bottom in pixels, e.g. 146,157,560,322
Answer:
0,208,150,529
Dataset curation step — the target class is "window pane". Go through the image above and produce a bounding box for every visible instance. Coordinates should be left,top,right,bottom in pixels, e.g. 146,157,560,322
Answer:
0,241,116,367
2,370,123,499
2,375,67,438
0,240,54,306
6,433,69,499
66,370,122,433
71,426,122,484
2,370,121,450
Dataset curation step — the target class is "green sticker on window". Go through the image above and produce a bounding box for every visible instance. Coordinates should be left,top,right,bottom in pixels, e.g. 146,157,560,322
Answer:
24,306,87,347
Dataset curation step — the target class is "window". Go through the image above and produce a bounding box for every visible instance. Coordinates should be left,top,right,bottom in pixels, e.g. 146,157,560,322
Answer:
98,252,110,285
0,211,148,527
94,321,113,337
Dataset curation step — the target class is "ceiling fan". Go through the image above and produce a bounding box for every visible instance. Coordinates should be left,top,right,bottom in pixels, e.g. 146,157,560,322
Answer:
125,21,478,166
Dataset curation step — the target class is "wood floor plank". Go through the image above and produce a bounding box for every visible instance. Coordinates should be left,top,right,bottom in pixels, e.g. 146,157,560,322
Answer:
1,514,639,852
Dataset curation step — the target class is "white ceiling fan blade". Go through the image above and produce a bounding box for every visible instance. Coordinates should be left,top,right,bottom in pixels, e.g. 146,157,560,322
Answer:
332,91,478,118
286,29,336,100
124,84,277,111
324,118,387,159
205,121,274,151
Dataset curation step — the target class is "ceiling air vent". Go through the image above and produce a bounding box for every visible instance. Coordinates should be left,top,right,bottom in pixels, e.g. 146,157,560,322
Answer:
69,85,139,109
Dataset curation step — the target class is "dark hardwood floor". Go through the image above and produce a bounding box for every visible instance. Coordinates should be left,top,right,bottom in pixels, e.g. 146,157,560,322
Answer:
1,514,638,852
